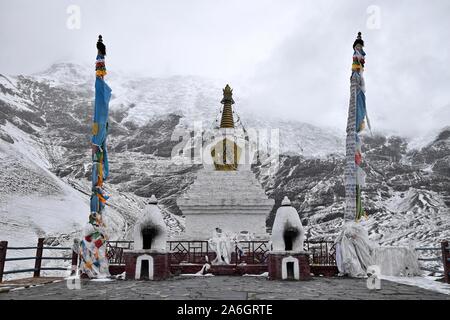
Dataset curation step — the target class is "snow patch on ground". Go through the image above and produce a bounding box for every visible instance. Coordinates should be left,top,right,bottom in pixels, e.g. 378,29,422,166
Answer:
381,275,450,296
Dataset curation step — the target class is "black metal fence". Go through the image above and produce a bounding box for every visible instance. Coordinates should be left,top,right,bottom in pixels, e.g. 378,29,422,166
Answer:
106,240,133,265
236,241,270,264
0,238,77,283
441,241,450,284
168,241,210,264
103,240,271,265
305,240,336,266
415,246,444,274
104,240,332,267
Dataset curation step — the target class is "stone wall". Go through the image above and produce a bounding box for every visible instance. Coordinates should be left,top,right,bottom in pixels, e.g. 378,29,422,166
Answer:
184,213,267,240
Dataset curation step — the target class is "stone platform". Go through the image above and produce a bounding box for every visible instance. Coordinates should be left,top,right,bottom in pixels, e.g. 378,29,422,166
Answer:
1,276,449,300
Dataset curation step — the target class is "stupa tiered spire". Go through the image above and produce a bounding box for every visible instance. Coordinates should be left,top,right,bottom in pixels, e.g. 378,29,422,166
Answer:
177,84,274,240
219,84,235,128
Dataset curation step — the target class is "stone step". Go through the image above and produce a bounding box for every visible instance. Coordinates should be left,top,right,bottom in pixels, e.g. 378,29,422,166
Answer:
186,188,268,194
180,193,271,199
184,188,268,194
192,180,262,186
181,210,272,215
178,202,274,208
179,201,274,206
187,184,264,189
180,197,271,203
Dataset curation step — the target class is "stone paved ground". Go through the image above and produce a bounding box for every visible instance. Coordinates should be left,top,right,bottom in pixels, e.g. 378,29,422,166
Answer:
0,276,449,300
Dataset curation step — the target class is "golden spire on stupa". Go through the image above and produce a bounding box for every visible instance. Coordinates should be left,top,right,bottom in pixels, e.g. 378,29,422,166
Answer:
220,84,235,128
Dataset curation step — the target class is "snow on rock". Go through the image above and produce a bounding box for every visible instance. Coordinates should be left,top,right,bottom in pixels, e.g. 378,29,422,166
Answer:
31,63,92,88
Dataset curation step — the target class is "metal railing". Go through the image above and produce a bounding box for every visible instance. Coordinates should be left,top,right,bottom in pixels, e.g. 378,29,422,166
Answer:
104,240,334,267
305,240,336,266
442,241,450,284
168,240,210,264
0,238,78,283
106,240,133,265
236,241,270,265
414,246,444,274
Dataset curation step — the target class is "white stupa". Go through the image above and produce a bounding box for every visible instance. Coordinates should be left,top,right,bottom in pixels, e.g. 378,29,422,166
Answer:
134,195,167,251
177,85,275,240
271,196,305,252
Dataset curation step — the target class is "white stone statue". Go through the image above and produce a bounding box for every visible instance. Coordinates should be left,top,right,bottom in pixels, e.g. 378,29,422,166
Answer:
208,228,235,265
271,196,305,252
133,195,167,251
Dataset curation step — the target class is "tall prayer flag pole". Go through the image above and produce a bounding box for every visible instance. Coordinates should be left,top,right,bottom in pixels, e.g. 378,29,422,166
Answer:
78,35,112,278
344,32,369,222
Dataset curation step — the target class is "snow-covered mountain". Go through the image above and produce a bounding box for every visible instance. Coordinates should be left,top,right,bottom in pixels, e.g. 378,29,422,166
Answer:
261,133,450,245
0,63,449,269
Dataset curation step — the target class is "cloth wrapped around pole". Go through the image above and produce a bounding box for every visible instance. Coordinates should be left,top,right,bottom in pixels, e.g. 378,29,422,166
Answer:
335,222,375,277
78,49,112,279
345,33,369,223
335,222,421,277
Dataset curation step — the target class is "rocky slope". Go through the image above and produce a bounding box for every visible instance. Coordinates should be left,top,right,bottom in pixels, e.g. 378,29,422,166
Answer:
258,131,450,248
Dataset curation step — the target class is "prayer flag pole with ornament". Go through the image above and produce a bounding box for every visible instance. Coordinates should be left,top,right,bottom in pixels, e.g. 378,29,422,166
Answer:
344,32,369,222
78,35,112,278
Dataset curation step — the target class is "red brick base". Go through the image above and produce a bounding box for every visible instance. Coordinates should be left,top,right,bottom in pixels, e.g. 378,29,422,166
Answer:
268,252,311,281
124,251,170,280
109,265,126,275
170,264,268,276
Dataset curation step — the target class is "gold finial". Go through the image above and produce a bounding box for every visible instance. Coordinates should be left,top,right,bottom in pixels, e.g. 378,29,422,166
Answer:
223,84,232,94
221,84,235,105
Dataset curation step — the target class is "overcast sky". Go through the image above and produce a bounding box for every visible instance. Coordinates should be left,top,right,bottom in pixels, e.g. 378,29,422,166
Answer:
1,0,449,137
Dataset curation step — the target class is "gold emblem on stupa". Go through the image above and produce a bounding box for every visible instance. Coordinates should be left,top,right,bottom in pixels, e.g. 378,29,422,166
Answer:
211,84,241,171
